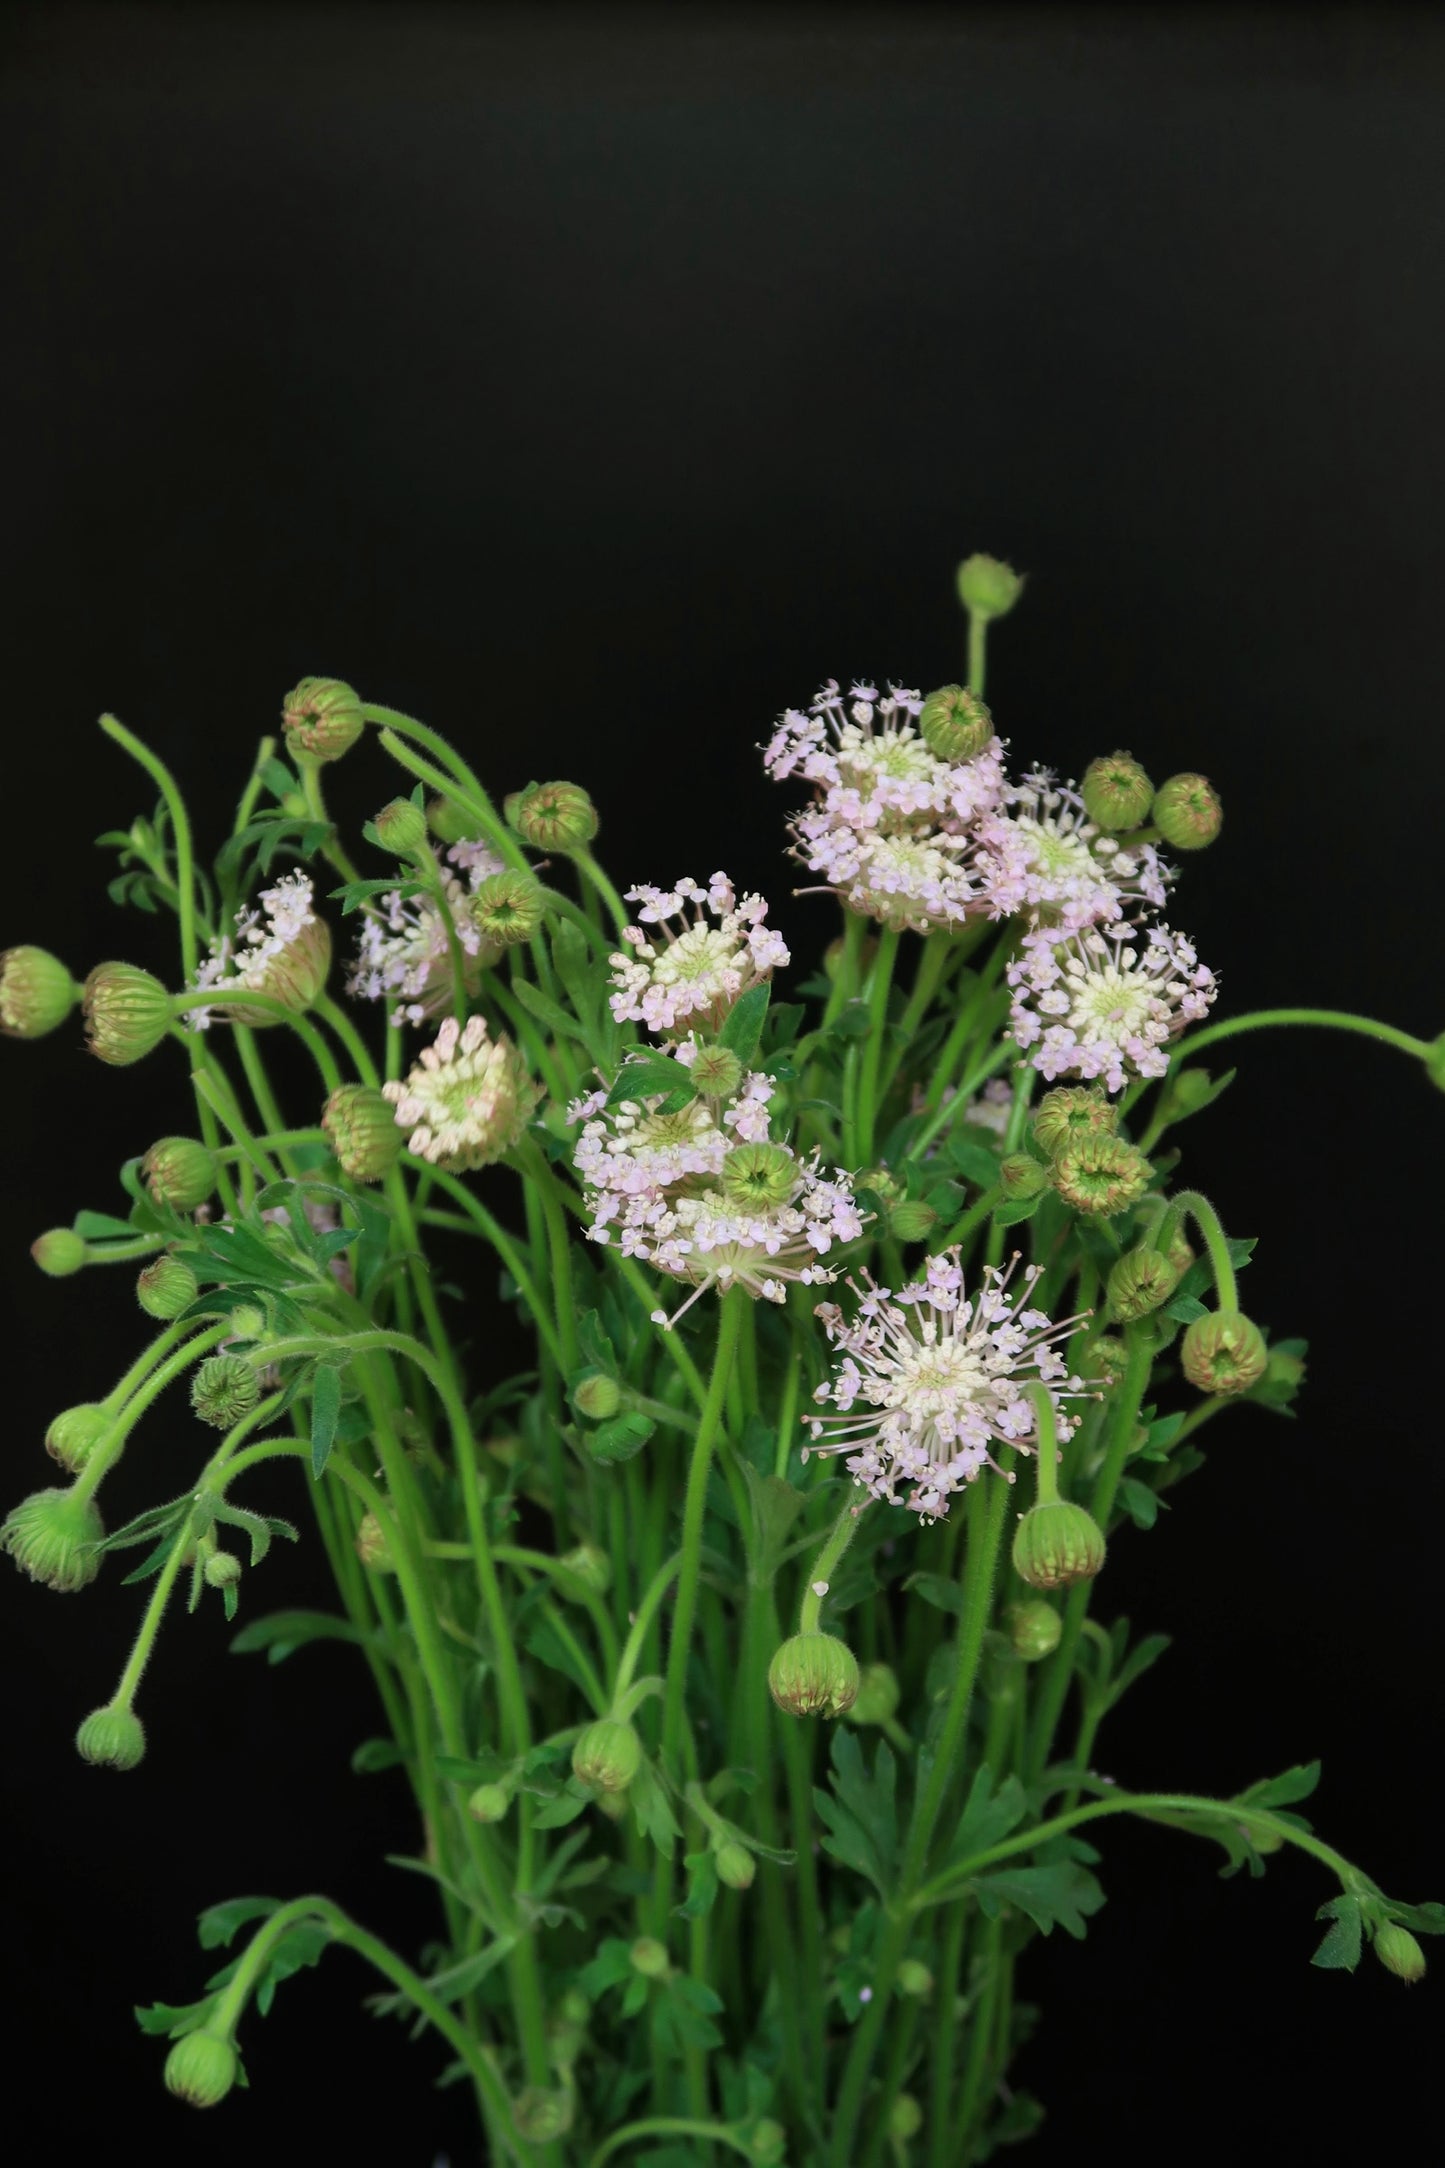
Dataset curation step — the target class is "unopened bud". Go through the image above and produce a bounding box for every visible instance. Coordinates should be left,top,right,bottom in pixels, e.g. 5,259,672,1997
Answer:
570,1372,623,1425
46,1404,112,1474
471,870,544,949
1054,1135,1152,1217
467,1782,511,1824
721,1142,798,1209
957,554,1024,620
559,1541,612,1595
1082,1334,1127,1381
514,2088,574,2143
164,2030,239,2108
282,676,365,763
1012,1500,1106,1591
137,1255,199,1320
203,1549,242,1589
505,779,599,853
1373,1920,1426,1984
141,1135,218,1213
1032,1085,1117,1161
998,1153,1050,1201
767,1632,860,1719
82,962,173,1066
1152,772,1222,850
1,1486,104,1592
0,945,80,1039
573,1716,643,1793
322,1084,404,1184
1081,751,1154,832
689,1043,743,1099
1180,1309,1267,1396
845,1662,901,1727
372,797,430,859
897,1958,934,1999
889,2095,924,2143
1006,1599,1063,1661
715,1841,756,1891
31,1227,88,1277
889,1198,939,1242
919,685,995,764
749,2119,787,2165
190,1355,260,1429
1107,1244,1182,1322
629,1936,671,1980
75,1702,146,1771
426,794,473,844
355,1509,397,1571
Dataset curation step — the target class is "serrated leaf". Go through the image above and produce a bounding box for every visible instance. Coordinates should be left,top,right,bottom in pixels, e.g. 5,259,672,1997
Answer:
197,1896,282,1950
1240,1761,1320,1811
513,975,593,1048
971,1859,1106,1939
717,982,770,1067
1312,1894,1363,1971
815,1732,898,1897
674,1851,720,1920
230,1609,372,1663
309,1363,342,1479
135,1996,214,2038
328,876,427,914
946,1768,1030,1866
630,1758,681,1858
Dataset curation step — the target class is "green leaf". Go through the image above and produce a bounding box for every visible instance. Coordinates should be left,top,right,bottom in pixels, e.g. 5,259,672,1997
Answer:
993,1195,1042,1228
73,1208,143,1241
1157,1064,1237,1127
831,1001,873,1041
904,1571,964,1617
1162,1292,1209,1324
1118,1477,1163,1531
946,1768,1029,1866
586,1412,656,1466
1312,1894,1363,1971
352,1738,409,1774
605,1053,695,1110
674,1851,720,1921
575,1309,618,1376
309,1363,342,1480
971,1858,1106,1939
577,1937,636,1998
230,1609,372,1664
949,1141,1004,1189
814,1731,898,1898
197,1896,282,1950
1380,1898,1445,1937
718,982,771,1067
1105,1631,1172,1710
737,1462,809,1582
531,1783,591,1830
630,1759,682,1858
513,975,593,1049
135,1996,215,2038
1170,1236,1256,1307
1239,1762,1320,1811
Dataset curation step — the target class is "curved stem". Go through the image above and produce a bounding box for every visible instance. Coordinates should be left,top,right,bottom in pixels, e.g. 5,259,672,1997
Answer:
1150,1188,1238,1311
797,1497,868,1634
99,713,199,979
588,2121,753,2168
1170,1006,1432,1067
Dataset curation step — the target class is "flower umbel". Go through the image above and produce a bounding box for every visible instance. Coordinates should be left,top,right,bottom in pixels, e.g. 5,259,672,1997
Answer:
190,873,331,1027
384,1013,539,1171
609,873,789,1036
976,768,1168,933
1007,921,1217,1093
346,838,506,1026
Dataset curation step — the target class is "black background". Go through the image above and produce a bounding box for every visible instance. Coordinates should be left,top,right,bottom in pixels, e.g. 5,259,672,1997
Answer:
3,6,1443,2163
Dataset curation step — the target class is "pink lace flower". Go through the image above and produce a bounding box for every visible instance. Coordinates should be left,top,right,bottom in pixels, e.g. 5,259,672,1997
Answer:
608,873,789,1036
1007,922,1217,1093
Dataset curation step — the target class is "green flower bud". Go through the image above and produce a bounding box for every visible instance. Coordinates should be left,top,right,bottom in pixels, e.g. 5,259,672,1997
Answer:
767,1632,860,1719
572,1716,643,1793
426,793,473,844
82,962,173,1065
2,1486,104,1592
1152,772,1222,850
845,1661,901,1727
721,1142,798,1209
594,1785,629,1821
46,1403,112,1474
1006,1599,1063,1661
141,1135,218,1213
164,2030,239,2108
1054,1135,1152,1217
372,796,430,859
889,2095,924,2143
889,1197,939,1243
749,2119,787,2166
571,1370,623,1424
1082,1334,1126,1381
1081,751,1154,832
559,1541,613,1595
998,1153,1050,1201
1180,1309,1267,1396
897,1957,934,1999
919,684,995,763
203,1549,242,1589
190,1355,260,1429
505,779,599,853
355,1509,397,1571
957,553,1024,621
322,1083,404,1184
513,2087,574,2143
689,1043,743,1099
467,1782,511,1824
0,945,80,1039
137,1255,199,1321
75,1702,146,1770
1373,1920,1426,1984
1032,1085,1117,1161
1107,1244,1183,1323
630,1936,671,1980
470,870,545,949
31,1227,88,1277
1012,1500,1106,1591
715,1841,756,1891
282,676,365,763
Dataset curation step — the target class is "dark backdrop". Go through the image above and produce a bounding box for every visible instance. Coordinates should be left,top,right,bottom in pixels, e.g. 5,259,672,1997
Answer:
2,6,1442,2163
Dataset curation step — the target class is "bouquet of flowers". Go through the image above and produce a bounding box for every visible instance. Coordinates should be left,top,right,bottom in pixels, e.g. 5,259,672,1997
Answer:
4,557,1439,2166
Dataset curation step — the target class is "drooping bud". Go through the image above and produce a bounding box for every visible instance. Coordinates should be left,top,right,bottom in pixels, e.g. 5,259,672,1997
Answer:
889,2096,925,2143
689,1043,743,1100
1152,772,1222,851
505,779,599,853
322,1084,404,1184
281,676,365,763
919,684,995,763
467,1782,511,1824
31,1227,88,1277
163,2030,239,2108
767,1632,860,1719
897,1958,934,1999
513,2089,574,2143
1054,1135,1152,1217
46,1404,112,1474
137,1255,200,1320
559,1541,613,1596
572,1716,643,1793
141,1135,218,1213
75,1702,146,1770
845,1662,901,1728
426,794,473,844
0,945,80,1039
1180,1309,1268,1396
889,1198,939,1243
957,554,1024,620
1032,1085,1118,1161
1012,1500,1106,1591
630,1936,671,1980
82,962,173,1065
355,1510,397,1571
570,1371,623,1425
470,870,544,950
1081,751,1155,832
998,1153,1050,1201
190,1355,260,1429
721,1142,798,1209
1006,1599,1063,1661
1373,1920,1426,1984
1107,1244,1183,1323
203,1550,242,1590
372,797,430,860
1,1487,104,1592
715,1840,756,1891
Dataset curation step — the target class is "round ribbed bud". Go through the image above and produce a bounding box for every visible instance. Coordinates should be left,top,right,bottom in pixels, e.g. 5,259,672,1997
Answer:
1006,1599,1063,1662
1032,1085,1117,1161
889,1198,939,1243
0,945,80,1038
630,1936,671,1980
467,1782,511,1824
957,554,1024,620
689,1043,743,1100
571,1372,623,1424
513,2088,574,2143
1012,1500,1106,1591
560,1542,613,1596
76,1702,146,1770
767,1632,860,1719
46,1404,112,1474
355,1510,396,1571
505,779,599,852
470,870,544,949
721,1143,797,1209
1054,1135,1152,1217
1373,1921,1427,1984
31,1227,88,1277
372,796,429,859
426,793,472,844
846,1662,901,1728
281,676,365,763
919,684,995,763
164,2030,239,2108
82,962,173,1065
1180,1309,1267,1396
1082,1334,1126,1381
889,2096,925,2143
999,1153,1050,1201
203,1550,242,1589
715,1840,756,1891
897,1958,934,1999
573,1716,643,1793
137,1255,199,1321
749,2119,787,2165
190,1355,260,1429
1081,751,1155,832
1152,772,1222,850
322,1084,404,1184
1107,1245,1182,1323
1,1487,104,1592
141,1136,218,1213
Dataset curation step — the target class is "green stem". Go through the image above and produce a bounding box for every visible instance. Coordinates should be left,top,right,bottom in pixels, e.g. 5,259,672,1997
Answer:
99,713,199,979
314,991,380,1085
572,847,629,937
71,1324,234,1505
1168,1006,1433,1067
614,1553,684,1705
1151,1189,1238,1311
171,990,344,1094
855,925,902,1166
967,613,988,697
588,2121,754,2168
797,1497,869,1633
660,1291,746,1771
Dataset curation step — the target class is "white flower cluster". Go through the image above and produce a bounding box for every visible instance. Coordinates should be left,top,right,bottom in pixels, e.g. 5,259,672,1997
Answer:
190,872,329,1028
383,1012,538,1171
571,1053,865,1326
1006,921,1217,1095
806,1250,1087,1522
347,838,506,1027
975,768,1168,932
609,873,790,1036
